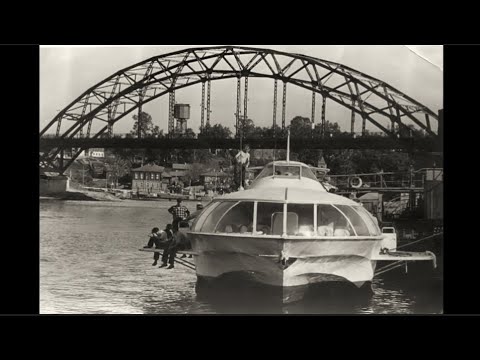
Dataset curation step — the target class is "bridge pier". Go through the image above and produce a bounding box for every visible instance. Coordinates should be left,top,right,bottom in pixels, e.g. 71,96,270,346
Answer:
168,91,175,136
137,100,143,139
201,81,206,133
282,81,287,134
236,76,241,137
272,79,278,136
311,90,316,130
243,76,248,129
321,95,326,137
350,99,355,134
206,79,211,127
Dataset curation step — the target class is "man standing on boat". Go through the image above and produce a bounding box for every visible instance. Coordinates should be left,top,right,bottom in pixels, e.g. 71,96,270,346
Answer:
168,198,190,231
234,144,250,190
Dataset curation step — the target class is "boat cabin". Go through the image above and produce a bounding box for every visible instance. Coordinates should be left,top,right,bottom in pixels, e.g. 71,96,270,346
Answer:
190,159,381,238
191,196,381,238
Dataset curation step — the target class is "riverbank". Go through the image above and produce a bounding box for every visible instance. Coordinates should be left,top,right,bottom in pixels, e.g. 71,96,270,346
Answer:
40,189,122,201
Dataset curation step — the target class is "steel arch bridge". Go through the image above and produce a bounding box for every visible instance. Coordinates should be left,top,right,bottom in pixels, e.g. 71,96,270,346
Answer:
40,45,440,172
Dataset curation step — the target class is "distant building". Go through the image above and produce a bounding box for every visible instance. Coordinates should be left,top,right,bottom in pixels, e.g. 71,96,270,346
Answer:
160,163,192,185
172,163,191,171
200,171,229,186
131,164,165,194
86,148,105,158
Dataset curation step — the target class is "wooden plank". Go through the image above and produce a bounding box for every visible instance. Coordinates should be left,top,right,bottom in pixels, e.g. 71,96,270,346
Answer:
139,248,198,255
372,251,435,262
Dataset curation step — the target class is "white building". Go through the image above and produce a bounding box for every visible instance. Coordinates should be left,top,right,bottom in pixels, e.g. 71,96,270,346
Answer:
86,148,105,158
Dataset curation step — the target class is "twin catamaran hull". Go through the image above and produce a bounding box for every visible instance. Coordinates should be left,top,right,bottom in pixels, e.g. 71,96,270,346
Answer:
190,233,383,303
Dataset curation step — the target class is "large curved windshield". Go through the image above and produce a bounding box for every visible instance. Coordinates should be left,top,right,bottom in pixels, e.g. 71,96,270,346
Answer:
193,201,379,237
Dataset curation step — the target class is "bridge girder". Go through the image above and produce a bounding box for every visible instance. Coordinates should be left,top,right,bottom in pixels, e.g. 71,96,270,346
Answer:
40,46,440,172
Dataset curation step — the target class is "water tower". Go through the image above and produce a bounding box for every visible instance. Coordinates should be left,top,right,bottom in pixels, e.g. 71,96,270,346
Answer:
174,104,190,134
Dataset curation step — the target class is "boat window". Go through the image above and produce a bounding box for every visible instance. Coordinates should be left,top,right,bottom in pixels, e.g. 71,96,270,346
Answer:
317,204,355,236
300,166,318,181
213,201,254,234
256,202,284,235
199,202,239,233
255,164,274,180
271,212,298,235
254,164,317,181
287,204,314,236
273,166,300,177
191,201,221,231
352,205,381,235
335,205,371,236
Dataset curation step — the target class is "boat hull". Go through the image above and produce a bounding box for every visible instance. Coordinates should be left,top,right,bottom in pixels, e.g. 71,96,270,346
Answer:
189,233,382,303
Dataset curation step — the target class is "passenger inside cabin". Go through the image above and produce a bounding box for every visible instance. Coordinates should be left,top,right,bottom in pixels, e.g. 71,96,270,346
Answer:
298,224,314,236
317,210,335,236
256,224,271,235
333,218,351,237
215,202,253,234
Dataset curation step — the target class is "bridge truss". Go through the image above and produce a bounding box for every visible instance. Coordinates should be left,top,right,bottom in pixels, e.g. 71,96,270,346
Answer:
40,46,440,173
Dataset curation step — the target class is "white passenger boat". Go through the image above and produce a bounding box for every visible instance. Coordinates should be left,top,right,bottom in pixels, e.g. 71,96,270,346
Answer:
188,139,385,303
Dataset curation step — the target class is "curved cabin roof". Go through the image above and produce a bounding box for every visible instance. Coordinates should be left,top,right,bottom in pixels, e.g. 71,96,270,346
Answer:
215,184,358,205
213,160,358,205
250,160,326,191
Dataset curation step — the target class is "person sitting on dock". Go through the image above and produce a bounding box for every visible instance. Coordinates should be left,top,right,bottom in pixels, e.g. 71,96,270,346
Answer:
143,227,163,266
168,198,190,231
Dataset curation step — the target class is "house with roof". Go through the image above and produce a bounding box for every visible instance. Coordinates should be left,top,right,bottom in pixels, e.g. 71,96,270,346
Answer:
161,163,192,185
131,164,165,194
200,170,230,186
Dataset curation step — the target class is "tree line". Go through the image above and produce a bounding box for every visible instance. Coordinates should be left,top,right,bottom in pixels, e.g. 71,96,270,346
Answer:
100,111,436,185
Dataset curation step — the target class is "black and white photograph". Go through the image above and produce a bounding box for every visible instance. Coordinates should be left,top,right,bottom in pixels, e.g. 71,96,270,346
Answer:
39,45,443,314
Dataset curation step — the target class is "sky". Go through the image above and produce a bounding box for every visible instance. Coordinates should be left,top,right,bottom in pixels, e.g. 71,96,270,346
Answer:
40,45,443,135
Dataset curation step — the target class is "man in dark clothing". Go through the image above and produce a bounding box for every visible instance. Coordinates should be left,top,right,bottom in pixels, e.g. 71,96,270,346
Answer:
168,198,190,231
144,227,166,266
167,221,192,268
158,224,174,268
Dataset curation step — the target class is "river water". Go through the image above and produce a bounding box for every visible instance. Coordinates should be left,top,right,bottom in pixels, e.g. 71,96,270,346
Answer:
40,199,443,314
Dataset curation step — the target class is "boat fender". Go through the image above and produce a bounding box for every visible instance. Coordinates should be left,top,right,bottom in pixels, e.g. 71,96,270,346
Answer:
349,176,363,188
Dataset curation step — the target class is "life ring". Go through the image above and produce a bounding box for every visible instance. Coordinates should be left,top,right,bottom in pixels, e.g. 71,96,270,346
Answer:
349,176,363,188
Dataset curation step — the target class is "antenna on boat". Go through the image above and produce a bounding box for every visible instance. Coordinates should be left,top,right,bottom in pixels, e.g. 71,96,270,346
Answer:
286,129,290,164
